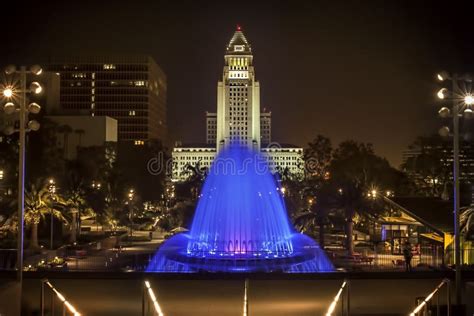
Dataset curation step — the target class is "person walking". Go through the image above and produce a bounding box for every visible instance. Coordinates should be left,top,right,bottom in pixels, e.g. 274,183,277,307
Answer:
403,241,413,272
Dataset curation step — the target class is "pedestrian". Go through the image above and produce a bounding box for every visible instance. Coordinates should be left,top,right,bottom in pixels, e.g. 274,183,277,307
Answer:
403,241,413,272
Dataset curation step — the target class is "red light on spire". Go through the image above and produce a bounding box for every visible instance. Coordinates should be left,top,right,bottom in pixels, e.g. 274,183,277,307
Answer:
236,24,241,31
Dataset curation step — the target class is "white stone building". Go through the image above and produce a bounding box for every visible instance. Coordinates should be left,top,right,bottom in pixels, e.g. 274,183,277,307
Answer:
172,27,303,181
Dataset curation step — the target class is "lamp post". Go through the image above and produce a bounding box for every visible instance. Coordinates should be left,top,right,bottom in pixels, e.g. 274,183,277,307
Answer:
47,179,56,250
436,71,473,306
91,180,101,232
2,64,43,310
128,188,135,237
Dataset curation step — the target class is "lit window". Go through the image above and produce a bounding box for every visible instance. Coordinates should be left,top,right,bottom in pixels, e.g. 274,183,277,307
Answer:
103,64,116,70
129,110,136,116
0,169,3,180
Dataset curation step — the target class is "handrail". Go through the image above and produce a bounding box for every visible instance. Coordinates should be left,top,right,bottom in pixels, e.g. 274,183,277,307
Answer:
243,278,249,316
409,278,450,316
41,279,81,316
144,280,165,316
326,280,348,316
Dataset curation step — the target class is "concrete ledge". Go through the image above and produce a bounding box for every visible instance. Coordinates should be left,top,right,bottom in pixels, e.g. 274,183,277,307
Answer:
1,270,473,280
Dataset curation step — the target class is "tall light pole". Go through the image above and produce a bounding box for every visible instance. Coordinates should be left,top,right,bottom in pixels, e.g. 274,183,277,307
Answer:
48,179,56,249
128,188,135,237
2,64,43,310
436,71,473,306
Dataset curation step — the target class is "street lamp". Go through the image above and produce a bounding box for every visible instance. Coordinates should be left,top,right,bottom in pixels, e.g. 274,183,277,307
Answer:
435,71,472,306
2,64,43,311
48,179,56,250
3,87,13,98
92,181,102,190
128,189,135,237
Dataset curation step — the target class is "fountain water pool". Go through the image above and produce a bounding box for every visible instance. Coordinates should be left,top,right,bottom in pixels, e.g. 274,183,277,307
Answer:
147,146,334,273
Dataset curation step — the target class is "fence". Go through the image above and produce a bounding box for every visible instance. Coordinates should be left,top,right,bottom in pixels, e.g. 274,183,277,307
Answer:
0,248,154,272
331,245,445,271
445,247,474,266
2,246,474,273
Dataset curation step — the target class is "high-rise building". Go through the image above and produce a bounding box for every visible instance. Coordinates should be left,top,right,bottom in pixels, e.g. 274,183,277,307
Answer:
206,110,271,145
402,137,474,203
45,55,167,144
172,27,303,181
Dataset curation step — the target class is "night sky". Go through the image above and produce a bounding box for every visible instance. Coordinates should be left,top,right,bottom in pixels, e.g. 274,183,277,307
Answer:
3,0,474,167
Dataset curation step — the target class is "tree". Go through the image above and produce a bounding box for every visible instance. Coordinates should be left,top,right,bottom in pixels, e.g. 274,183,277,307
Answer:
74,129,85,147
290,135,334,246
27,118,67,183
304,135,333,179
330,140,401,255
58,124,73,159
24,182,67,249
176,162,207,200
63,185,93,243
460,206,474,240
63,164,97,243
293,181,334,248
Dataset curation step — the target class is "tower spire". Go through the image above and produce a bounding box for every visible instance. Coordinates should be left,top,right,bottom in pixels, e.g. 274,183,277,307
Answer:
226,26,252,55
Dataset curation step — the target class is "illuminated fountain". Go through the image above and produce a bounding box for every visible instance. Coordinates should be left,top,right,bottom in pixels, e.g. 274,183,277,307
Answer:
147,146,334,273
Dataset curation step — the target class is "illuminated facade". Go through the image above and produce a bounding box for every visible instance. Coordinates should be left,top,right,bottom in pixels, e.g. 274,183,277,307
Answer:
172,27,303,181
45,55,167,144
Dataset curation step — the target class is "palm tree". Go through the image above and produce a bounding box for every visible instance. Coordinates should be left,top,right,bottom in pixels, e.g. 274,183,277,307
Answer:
461,207,474,238
293,181,335,249
74,129,85,147
63,188,92,243
63,168,94,243
330,141,400,255
183,162,207,200
58,124,73,159
24,183,67,249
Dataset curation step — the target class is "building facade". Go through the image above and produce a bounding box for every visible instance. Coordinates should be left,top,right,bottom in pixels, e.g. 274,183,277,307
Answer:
45,55,167,145
402,137,474,201
172,27,303,181
46,115,118,160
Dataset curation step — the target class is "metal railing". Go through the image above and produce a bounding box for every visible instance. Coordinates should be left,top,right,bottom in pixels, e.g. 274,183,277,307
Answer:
243,278,249,316
408,278,450,316
0,249,154,272
332,245,445,271
445,247,474,266
325,279,350,316
143,280,165,316
3,246,473,273
41,279,81,316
